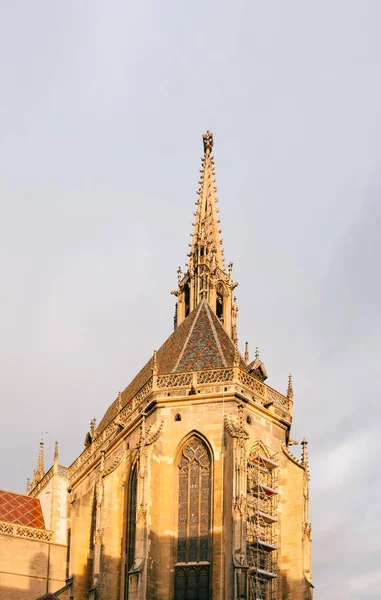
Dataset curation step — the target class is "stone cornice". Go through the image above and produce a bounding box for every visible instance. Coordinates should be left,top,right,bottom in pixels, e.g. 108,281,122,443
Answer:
68,367,292,486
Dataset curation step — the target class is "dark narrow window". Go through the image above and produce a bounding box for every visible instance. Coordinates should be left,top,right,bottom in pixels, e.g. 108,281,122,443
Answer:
127,466,138,570
184,284,190,317
175,436,211,599
216,289,224,321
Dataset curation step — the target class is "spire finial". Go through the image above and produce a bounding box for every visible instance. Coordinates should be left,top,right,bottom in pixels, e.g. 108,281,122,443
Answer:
232,296,239,343
287,372,294,400
37,436,44,473
54,440,59,462
26,478,31,495
53,440,59,474
152,350,158,375
117,391,122,413
32,436,45,488
90,418,97,438
203,130,214,156
301,438,308,467
244,341,249,365
255,346,260,360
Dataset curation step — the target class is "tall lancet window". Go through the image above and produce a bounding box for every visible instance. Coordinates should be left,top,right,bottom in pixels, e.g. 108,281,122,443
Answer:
184,283,190,318
216,283,224,323
175,436,211,600
127,465,138,569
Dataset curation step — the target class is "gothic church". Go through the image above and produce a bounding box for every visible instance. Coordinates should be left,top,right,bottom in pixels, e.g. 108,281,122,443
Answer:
0,132,313,600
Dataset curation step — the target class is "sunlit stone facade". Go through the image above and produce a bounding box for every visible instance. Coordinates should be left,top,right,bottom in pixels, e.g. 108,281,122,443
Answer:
1,132,313,600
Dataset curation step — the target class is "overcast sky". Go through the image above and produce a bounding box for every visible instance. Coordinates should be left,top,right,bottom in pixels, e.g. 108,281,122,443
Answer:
1,2,380,598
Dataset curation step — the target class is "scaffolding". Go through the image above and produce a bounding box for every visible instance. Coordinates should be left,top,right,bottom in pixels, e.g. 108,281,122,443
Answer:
247,444,279,600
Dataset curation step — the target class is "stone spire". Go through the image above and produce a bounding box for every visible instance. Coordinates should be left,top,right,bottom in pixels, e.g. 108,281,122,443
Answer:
189,130,224,272
172,131,238,337
32,437,45,488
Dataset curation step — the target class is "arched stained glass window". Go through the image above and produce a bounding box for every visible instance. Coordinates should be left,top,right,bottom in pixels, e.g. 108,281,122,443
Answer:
175,436,211,600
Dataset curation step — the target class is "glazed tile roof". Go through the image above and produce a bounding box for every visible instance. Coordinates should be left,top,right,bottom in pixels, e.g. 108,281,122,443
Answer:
98,300,246,432
0,489,46,529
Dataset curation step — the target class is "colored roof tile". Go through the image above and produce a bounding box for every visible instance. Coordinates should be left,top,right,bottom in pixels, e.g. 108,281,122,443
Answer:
0,489,46,529
97,300,246,432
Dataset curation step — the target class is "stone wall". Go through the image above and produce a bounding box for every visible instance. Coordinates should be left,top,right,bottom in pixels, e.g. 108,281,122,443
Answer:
0,534,67,600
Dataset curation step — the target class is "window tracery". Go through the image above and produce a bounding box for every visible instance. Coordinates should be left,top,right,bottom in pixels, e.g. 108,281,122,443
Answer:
175,436,211,599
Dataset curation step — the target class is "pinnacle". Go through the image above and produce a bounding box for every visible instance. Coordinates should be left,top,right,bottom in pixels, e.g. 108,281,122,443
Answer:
31,436,45,489
244,342,249,365
287,373,294,399
54,440,59,462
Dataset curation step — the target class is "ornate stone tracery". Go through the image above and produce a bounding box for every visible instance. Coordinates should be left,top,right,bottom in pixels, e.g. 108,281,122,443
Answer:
225,405,249,569
175,435,211,600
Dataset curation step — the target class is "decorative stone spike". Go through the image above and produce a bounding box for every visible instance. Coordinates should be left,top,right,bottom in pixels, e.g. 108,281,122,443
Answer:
90,418,97,438
301,438,308,467
53,440,59,474
244,341,249,365
116,391,122,413
31,437,45,489
153,350,158,375
255,347,260,360
287,373,294,400
54,440,59,462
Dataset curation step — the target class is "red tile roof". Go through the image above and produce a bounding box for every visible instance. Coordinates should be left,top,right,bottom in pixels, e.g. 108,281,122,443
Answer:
98,300,246,432
0,489,46,529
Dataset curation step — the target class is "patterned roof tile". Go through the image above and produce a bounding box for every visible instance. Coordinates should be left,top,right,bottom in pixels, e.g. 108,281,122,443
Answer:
97,300,246,432
0,489,46,530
